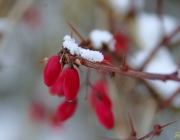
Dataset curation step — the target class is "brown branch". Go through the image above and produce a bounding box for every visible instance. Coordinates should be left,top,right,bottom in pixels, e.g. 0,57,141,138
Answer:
71,57,180,82
138,121,177,140
160,88,180,109
157,0,163,18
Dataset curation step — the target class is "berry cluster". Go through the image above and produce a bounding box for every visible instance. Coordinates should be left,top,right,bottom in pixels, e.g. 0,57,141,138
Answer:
44,55,80,122
43,53,115,129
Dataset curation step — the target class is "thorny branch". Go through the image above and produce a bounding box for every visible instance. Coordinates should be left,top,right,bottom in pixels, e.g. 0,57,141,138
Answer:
69,56,180,82
98,120,177,140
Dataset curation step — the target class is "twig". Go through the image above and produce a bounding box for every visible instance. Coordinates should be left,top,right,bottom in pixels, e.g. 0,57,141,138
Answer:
70,56,180,82
160,88,180,109
157,0,163,18
138,120,177,140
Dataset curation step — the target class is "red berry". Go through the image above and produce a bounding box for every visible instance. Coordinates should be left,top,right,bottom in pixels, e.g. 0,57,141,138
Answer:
29,101,46,123
101,54,112,65
44,55,61,86
96,102,114,129
63,68,80,101
90,80,112,109
114,31,129,54
57,99,77,122
49,68,68,97
23,7,42,28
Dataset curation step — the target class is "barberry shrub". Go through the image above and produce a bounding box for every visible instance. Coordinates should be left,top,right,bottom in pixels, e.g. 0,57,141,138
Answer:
41,1,180,138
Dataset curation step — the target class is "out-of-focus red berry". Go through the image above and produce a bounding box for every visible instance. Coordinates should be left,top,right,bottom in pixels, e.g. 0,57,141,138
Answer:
114,31,129,54
49,68,68,97
63,68,80,101
96,102,114,129
90,80,112,109
49,113,65,129
57,100,77,122
29,101,46,123
101,54,112,65
23,7,42,28
44,55,61,87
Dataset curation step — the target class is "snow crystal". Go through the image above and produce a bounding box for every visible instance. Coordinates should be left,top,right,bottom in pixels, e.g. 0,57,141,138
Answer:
89,29,113,49
63,35,104,62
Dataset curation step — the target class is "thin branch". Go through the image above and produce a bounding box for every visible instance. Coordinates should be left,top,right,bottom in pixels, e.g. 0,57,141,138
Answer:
157,0,163,18
71,57,180,82
160,88,180,109
138,121,177,140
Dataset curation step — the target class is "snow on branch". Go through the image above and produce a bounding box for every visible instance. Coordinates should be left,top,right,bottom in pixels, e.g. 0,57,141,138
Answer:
63,35,104,62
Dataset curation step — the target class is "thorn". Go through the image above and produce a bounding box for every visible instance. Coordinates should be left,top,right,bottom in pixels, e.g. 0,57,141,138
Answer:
160,120,178,128
152,120,178,137
128,113,136,137
71,30,73,38
39,57,49,63
121,51,128,71
68,22,85,42
138,121,177,140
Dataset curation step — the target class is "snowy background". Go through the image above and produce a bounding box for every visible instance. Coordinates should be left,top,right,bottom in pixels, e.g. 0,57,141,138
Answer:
0,0,180,140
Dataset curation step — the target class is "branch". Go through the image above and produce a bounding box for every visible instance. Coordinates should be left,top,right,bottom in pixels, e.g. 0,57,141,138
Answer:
71,56,180,82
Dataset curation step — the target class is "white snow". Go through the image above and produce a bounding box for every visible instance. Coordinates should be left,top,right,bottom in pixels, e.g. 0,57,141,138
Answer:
109,0,144,14
162,15,180,44
108,39,116,52
144,47,179,99
89,29,113,49
128,13,163,69
128,13,180,107
63,35,104,62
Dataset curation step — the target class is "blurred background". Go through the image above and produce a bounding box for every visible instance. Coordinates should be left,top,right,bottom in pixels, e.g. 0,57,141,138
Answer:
0,0,180,140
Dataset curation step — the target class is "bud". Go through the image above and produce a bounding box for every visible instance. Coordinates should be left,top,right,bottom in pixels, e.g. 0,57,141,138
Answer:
63,68,80,101
43,55,61,86
57,99,77,122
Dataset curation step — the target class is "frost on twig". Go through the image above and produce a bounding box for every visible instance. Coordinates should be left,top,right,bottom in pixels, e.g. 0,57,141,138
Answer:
63,35,104,62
